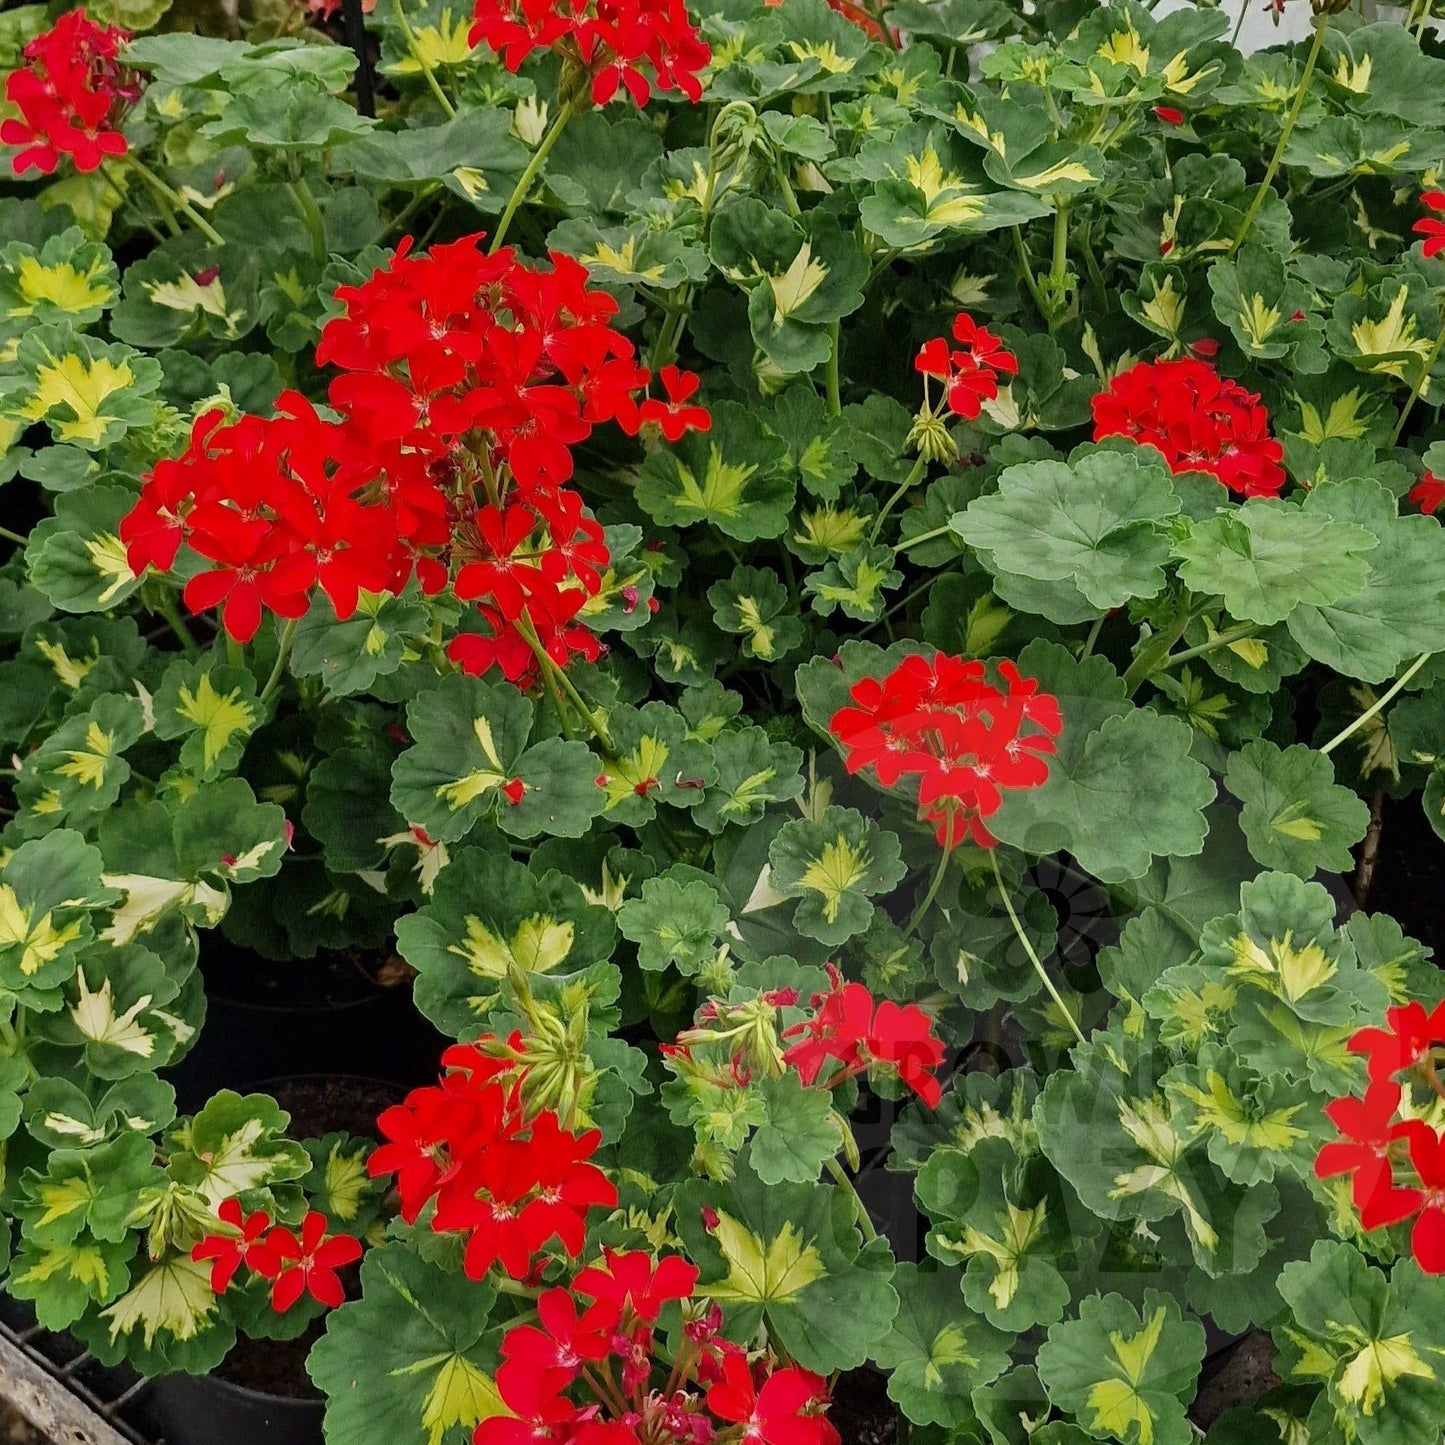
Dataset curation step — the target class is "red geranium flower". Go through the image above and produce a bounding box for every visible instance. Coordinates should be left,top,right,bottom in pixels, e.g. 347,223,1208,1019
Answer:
2,10,137,176
828,652,1062,848
1091,357,1287,498
1349,1001,1445,1084
573,1249,699,1325
706,1352,840,1445
1409,472,1445,515
258,1211,363,1311
639,366,712,442
782,966,946,1108
1414,190,1445,259
191,1199,280,1294
1395,1122,1445,1273
914,313,1018,423
470,0,709,106
1314,1082,1418,1227
500,1288,613,1378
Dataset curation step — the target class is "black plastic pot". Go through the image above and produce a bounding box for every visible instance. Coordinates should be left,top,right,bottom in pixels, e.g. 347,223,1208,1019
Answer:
143,1368,323,1445
165,939,444,1111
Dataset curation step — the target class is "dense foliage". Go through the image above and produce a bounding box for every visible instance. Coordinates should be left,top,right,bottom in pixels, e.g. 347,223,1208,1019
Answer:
1,0,1444,1442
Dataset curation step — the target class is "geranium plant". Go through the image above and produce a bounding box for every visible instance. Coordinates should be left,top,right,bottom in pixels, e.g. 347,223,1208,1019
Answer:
1,0,1444,1442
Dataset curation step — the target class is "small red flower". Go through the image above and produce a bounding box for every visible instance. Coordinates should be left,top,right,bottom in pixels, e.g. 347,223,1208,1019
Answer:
1396,1123,1445,1273
1409,473,1445,515
706,1353,840,1445
1414,190,1445,260
1349,1001,1445,1083
500,1287,612,1378
782,967,946,1108
1091,357,1287,498
2,10,137,176
259,1211,363,1311
914,314,1018,423
1314,1082,1418,1227
1152,106,1184,126
573,1249,699,1325
191,1199,280,1294
639,366,712,442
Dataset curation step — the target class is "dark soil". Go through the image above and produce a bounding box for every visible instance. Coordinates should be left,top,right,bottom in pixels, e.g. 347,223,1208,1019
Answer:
1362,794,1445,956
262,1073,404,1142
199,940,413,1010
215,1320,328,1402
832,1370,897,1445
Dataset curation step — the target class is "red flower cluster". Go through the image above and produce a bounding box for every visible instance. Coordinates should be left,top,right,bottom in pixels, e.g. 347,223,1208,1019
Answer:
1090,357,1287,498
193,1200,363,1310
121,395,403,644
914,313,1019,422
470,0,709,106
2,10,137,177
368,1041,617,1280
123,235,708,674
1415,190,1445,259
1315,1001,1445,1273
478,1258,837,1445
829,651,1062,848
781,966,946,1108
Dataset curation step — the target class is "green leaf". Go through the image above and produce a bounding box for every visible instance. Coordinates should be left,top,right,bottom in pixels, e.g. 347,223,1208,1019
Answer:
23,1074,176,1149
872,1262,1012,1427
1275,1243,1445,1445
24,484,141,613
917,1138,1081,1334
771,385,857,500
688,727,805,835
16,693,145,825
167,1091,310,1205
19,1131,162,1246
0,229,117,339
708,565,805,662
804,544,902,623
1037,1291,1207,1445
990,702,1216,884
674,1150,898,1373
617,873,729,975
395,847,616,1033
310,1243,504,1445
290,588,435,697
1288,479,1445,682
1207,245,1324,365
1224,739,1370,877
152,660,263,780
952,448,1180,611
0,829,112,1001
1173,499,1378,626
391,674,604,842
7,1234,136,1332
594,702,717,826
750,1072,839,1186
635,402,794,542
0,326,162,450
767,807,907,946
203,86,375,150
711,202,867,373
1036,1029,1275,1276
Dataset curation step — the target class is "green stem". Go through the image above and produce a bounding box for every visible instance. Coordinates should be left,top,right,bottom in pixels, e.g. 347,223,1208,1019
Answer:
1391,319,1445,446
772,159,802,219
126,156,226,246
389,0,457,117
1155,621,1261,672
226,636,246,669
490,99,578,254
892,522,953,555
541,666,576,740
383,182,441,242
825,322,842,417
1320,653,1432,756
514,611,613,749
1011,224,1052,325
825,1158,879,1244
869,456,929,545
1226,11,1329,257
1044,199,1071,329
287,177,328,263
1080,613,1106,659
0,524,29,547
1121,603,1198,697
906,842,955,934
259,618,298,705
989,850,1086,1048
156,593,201,656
